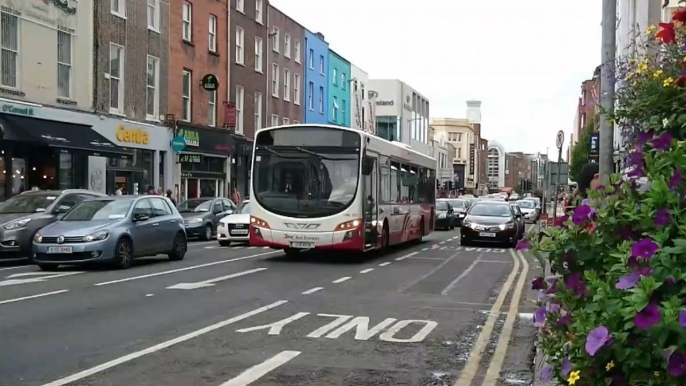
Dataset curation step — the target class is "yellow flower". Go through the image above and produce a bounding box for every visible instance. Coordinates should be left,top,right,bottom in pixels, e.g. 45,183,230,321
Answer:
647,25,656,34
654,371,661,378
637,62,649,73
664,77,674,87
568,370,580,385
606,361,615,371
653,70,663,78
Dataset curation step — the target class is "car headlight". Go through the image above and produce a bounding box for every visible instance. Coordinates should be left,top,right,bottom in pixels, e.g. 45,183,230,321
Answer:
3,218,31,230
189,218,203,224
463,221,473,228
83,230,109,242
34,233,42,243
438,213,446,219
499,223,515,230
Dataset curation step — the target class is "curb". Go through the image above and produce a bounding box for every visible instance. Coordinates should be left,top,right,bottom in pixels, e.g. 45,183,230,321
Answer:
531,250,558,386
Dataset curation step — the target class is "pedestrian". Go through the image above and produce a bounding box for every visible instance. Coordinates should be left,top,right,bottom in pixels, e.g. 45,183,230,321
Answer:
567,163,600,213
115,187,123,196
230,186,241,204
147,185,155,195
166,189,177,206
157,187,164,195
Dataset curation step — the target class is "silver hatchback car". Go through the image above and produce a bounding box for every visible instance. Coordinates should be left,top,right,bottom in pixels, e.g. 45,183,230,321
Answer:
33,196,186,270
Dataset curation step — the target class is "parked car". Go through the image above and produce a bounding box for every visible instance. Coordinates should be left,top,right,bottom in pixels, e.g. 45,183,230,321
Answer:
32,196,187,270
460,200,520,247
435,199,455,230
447,198,469,226
177,197,236,240
0,189,106,259
217,200,251,246
509,202,526,239
515,200,539,223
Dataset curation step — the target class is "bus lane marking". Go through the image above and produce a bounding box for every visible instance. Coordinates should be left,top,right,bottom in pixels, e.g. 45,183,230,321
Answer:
379,262,391,267
440,254,483,296
0,289,69,306
220,350,301,386
395,251,419,261
399,251,461,292
332,276,351,283
0,271,83,287
167,268,267,290
360,268,374,274
301,287,323,295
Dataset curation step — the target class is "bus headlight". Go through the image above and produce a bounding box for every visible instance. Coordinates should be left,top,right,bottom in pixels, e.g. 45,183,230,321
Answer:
336,219,363,231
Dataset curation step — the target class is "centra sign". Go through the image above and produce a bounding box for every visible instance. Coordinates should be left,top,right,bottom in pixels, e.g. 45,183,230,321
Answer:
2,103,35,116
179,129,199,146
116,126,149,144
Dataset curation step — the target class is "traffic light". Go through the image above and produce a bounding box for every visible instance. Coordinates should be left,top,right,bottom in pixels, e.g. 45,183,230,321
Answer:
436,179,440,189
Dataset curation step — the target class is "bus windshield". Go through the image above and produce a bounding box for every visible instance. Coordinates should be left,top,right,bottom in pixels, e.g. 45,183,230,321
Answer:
253,126,362,218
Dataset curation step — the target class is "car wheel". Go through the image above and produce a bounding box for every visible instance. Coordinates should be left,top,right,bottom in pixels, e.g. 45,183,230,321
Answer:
114,238,133,269
218,240,231,247
168,232,187,261
201,224,213,241
38,263,59,271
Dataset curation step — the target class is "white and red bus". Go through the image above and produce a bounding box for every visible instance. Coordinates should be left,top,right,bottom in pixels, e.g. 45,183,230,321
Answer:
249,124,436,257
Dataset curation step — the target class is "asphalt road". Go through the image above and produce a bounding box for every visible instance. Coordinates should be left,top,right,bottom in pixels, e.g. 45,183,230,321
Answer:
0,229,542,386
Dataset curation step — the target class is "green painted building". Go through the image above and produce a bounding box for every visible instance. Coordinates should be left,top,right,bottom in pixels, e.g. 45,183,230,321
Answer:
327,49,351,127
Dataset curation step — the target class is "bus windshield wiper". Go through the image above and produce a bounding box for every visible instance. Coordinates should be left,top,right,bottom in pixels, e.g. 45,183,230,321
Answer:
260,147,303,159
294,147,352,161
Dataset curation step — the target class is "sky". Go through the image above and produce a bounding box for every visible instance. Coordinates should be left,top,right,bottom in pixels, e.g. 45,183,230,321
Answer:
270,0,601,160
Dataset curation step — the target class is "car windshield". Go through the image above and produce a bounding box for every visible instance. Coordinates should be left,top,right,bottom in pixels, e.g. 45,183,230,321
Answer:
450,200,467,208
436,201,449,210
0,193,58,213
62,200,133,221
178,199,212,212
469,204,512,217
516,200,535,209
233,201,250,214
253,126,361,218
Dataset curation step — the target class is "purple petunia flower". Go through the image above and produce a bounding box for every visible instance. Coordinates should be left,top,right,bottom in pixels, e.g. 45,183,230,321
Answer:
565,272,587,297
668,352,686,377
655,208,670,227
585,325,610,356
635,304,661,329
628,164,645,178
545,278,558,295
618,226,637,240
534,306,546,327
616,272,641,290
631,238,659,260
556,313,572,326
652,132,674,150
540,364,553,382
515,238,530,251
611,375,627,386
679,310,686,328
531,277,545,290
547,302,561,313
637,130,654,145
561,358,571,377
636,266,652,276
670,169,683,189
572,205,593,226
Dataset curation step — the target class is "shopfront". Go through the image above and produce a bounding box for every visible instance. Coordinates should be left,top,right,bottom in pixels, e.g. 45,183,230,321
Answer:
230,137,253,198
176,124,232,201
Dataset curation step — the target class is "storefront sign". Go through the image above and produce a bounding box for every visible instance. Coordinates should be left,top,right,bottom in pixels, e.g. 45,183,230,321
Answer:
224,102,236,128
179,154,202,163
1,103,36,116
375,100,393,106
0,0,78,34
201,74,219,91
469,144,475,176
179,129,200,147
589,132,599,154
116,125,149,145
171,136,187,152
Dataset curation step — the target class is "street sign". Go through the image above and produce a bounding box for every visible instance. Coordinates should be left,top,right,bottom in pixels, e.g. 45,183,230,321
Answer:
556,130,565,149
171,136,187,153
589,132,600,154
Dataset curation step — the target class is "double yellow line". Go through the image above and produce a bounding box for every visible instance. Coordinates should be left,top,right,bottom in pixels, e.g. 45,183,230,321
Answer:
454,249,530,386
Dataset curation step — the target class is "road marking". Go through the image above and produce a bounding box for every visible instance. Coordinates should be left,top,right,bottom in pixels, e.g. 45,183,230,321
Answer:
453,244,520,386
40,300,288,386
263,246,269,249
0,271,83,287
188,240,217,247
404,256,446,261
421,248,429,251
379,320,438,343
0,289,68,306
167,268,268,290
301,287,323,295
307,314,353,338
440,247,447,250
480,260,512,264
439,241,446,244
400,251,460,292
325,316,397,340
237,312,310,335
394,251,418,261
248,246,256,249
482,250,530,385
360,268,374,273
94,251,279,286
441,254,483,295
332,276,351,283
378,262,391,267
220,351,301,386
0,264,31,271
431,245,439,249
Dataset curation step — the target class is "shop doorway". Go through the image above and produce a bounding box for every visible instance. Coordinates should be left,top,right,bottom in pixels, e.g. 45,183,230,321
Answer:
182,178,223,200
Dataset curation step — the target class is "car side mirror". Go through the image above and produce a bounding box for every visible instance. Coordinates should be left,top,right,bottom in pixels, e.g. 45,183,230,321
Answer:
55,205,71,214
133,213,150,222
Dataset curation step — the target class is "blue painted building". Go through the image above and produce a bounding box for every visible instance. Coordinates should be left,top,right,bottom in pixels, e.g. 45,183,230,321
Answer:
303,31,329,124
327,50,351,127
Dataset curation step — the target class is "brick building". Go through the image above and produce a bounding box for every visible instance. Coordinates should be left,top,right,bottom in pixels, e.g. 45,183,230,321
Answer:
504,152,534,191
266,5,305,125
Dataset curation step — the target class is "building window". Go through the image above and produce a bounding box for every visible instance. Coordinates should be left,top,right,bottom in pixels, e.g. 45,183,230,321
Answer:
319,55,324,74
111,0,126,18
458,133,462,141
308,81,313,111
333,68,337,85
271,63,279,97
207,90,216,126
341,73,346,90
57,31,72,98
308,49,314,69
318,86,324,113
254,37,263,72
109,43,125,113
147,0,160,31
236,0,244,13
458,148,462,158
283,68,290,101
293,73,301,105
271,114,279,127
341,99,346,125
146,55,159,119
254,92,262,132
332,97,338,121
1,12,18,89
235,27,244,64
284,34,291,58
255,0,263,24
294,40,301,63
208,15,217,52
235,85,244,134
283,117,289,125
182,70,192,121
272,27,279,52
182,2,192,41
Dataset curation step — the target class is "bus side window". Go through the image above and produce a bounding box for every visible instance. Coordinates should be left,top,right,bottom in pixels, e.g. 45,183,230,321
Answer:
390,162,400,204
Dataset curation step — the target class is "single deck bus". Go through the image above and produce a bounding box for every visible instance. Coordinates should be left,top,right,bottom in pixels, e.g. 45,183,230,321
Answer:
249,124,436,257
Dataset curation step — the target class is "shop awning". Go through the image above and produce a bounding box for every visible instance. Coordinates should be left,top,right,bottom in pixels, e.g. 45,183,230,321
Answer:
0,114,132,160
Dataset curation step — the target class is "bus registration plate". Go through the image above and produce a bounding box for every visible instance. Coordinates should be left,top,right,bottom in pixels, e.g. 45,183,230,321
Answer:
290,241,314,249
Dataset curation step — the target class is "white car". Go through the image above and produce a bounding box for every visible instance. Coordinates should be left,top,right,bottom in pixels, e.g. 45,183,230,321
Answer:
217,200,250,246
515,200,539,223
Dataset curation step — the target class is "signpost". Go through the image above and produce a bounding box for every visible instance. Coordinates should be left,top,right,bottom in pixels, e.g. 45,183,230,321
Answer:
552,130,565,226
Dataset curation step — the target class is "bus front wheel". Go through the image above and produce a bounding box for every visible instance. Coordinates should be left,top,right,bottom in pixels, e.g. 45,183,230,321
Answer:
381,222,389,250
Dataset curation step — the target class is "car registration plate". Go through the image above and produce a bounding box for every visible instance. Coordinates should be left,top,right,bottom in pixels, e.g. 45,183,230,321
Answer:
230,229,248,235
290,241,314,249
47,246,72,254
479,232,496,237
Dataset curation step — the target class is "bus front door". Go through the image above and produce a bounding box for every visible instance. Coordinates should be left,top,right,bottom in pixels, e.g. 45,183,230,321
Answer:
362,156,378,249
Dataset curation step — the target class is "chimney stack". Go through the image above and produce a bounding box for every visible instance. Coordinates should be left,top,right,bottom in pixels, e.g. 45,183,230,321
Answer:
315,32,325,41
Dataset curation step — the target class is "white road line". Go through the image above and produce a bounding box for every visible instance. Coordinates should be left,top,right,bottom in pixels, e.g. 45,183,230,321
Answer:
379,262,391,267
94,251,279,286
399,251,460,292
480,260,512,264
40,300,288,386
395,251,419,261
0,289,69,306
439,241,446,244
360,268,374,274
167,268,268,290
188,241,217,247
404,256,446,261
220,350,301,386
263,247,269,249
440,247,447,250
421,248,428,251
301,287,323,295
248,246,256,249
332,276,351,283
440,254,483,296
0,264,31,271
